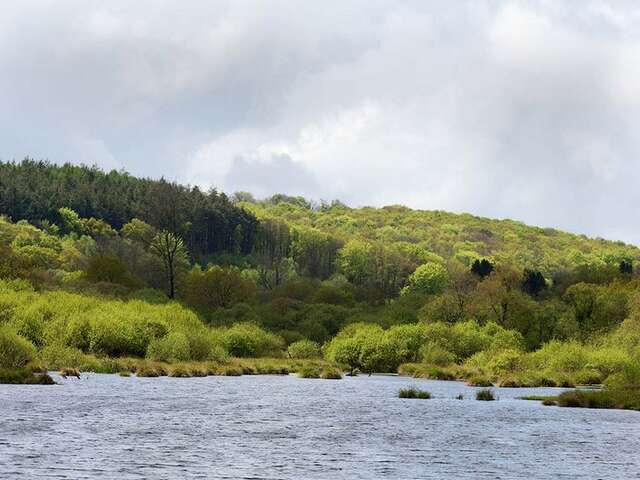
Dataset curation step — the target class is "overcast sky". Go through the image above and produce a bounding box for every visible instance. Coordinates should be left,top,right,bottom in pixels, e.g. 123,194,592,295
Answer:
1,1,640,244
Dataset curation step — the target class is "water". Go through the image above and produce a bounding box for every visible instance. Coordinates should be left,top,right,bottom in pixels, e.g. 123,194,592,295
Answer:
1,374,639,479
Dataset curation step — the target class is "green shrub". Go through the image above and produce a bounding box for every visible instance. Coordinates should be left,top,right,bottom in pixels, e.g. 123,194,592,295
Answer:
38,345,85,370
288,340,322,359
221,323,284,357
146,331,191,362
0,327,36,368
574,369,604,385
419,343,455,366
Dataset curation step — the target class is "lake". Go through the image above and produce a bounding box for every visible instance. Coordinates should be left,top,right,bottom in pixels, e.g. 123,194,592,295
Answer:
1,374,639,479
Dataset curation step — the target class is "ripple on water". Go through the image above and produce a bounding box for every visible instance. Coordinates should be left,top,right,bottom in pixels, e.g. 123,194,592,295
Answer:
1,374,639,479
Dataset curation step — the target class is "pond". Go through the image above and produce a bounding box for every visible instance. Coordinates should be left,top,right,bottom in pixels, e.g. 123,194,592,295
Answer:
1,374,639,479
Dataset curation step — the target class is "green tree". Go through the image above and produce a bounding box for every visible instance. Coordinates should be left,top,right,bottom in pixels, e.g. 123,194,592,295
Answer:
401,262,448,296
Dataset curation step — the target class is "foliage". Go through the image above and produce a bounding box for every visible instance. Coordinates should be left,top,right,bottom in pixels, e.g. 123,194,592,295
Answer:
287,340,322,359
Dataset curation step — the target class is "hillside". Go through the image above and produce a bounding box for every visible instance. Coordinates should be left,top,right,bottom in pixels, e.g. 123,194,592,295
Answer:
242,199,639,278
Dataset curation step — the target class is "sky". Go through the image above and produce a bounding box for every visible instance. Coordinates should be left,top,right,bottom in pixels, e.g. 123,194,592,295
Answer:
1,1,640,244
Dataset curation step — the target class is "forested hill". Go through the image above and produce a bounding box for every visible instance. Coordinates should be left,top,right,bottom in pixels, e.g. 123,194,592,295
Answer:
0,159,257,258
1,159,638,281
238,196,639,279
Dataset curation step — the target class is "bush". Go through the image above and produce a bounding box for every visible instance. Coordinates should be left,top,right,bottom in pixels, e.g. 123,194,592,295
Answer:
288,340,322,359
146,332,191,362
38,345,85,369
0,327,36,368
221,323,284,357
419,343,455,366
399,387,431,399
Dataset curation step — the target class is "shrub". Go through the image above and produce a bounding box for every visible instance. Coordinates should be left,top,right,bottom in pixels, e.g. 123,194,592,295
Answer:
146,332,191,362
0,327,36,368
398,387,431,399
38,345,85,370
221,323,284,357
419,343,455,366
288,340,322,359
574,369,604,385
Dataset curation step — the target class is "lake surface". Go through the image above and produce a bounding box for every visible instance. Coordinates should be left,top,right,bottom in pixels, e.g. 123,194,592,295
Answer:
1,374,639,479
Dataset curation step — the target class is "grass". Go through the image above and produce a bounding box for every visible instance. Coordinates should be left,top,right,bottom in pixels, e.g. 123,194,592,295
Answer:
118,371,131,377
498,377,522,388
297,364,321,378
59,367,81,378
399,387,432,399
467,376,493,387
320,366,343,379
556,390,640,410
475,389,495,401
520,389,640,411
0,368,55,385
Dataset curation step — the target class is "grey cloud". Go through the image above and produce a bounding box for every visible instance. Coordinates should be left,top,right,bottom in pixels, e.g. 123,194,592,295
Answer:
1,1,640,243
224,154,321,199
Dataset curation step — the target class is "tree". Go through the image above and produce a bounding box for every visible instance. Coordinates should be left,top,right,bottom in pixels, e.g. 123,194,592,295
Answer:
620,260,633,275
292,227,342,279
521,269,547,297
253,218,291,288
471,258,494,279
401,262,448,296
122,219,186,298
337,240,374,286
178,265,256,310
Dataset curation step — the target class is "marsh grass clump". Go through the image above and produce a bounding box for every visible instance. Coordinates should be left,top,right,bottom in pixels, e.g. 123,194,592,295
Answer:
498,377,522,388
136,365,161,378
418,366,457,381
297,364,321,378
168,364,192,377
542,399,557,406
59,367,81,378
553,390,639,410
467,376,493,387
476,389,495,401
574,369,604,385
320,366,343,379
399,387,431,399
217,365,243,376
0,368,55,384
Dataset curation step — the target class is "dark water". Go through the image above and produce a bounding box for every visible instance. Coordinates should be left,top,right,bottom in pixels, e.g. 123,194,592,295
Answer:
1,374,639,479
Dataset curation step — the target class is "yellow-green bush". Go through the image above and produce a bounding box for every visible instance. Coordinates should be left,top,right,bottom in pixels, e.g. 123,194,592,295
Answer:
0,326,36,368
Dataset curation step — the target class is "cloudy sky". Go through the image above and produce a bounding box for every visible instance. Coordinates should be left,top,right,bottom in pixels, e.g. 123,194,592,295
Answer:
1,1,640,244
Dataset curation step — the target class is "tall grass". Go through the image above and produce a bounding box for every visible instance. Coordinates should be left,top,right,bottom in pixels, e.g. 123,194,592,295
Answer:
398,387,431,399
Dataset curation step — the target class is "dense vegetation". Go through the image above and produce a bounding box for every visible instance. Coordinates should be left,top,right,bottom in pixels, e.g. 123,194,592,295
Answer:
0,159,639,409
